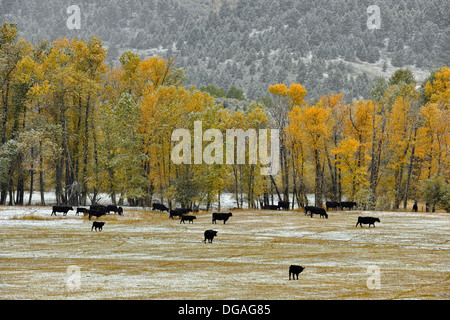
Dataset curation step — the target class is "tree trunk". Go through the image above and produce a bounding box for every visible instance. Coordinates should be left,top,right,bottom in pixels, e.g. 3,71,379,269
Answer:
314,149,323,207
269,175,282,203
39,143,45,206
28,166,34,206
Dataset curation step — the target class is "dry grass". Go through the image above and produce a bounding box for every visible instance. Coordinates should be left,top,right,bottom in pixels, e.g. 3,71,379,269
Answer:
0,207,449,300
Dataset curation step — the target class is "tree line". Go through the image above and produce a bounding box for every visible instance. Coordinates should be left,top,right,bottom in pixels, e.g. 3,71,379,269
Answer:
0,22,448,211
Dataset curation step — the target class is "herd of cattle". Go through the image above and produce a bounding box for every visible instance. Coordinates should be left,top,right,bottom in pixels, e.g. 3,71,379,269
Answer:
51,200,380,279
51,204,123,220
51,201,380,230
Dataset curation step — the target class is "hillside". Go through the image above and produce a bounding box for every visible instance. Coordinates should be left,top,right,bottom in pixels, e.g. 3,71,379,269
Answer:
1,0,449,101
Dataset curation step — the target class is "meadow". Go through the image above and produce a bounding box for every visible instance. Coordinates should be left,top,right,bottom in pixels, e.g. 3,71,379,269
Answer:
0,206,449,300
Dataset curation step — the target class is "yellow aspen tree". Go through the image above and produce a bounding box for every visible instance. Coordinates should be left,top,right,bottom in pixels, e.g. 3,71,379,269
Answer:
287,102,332,206
341,100,374,202
268,83,307,205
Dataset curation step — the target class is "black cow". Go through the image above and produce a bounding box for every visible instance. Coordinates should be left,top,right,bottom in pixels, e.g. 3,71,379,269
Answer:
204,230,218,243
51,206,74,216
262,204,280,210
152,203,169,212
306,206,328,218
278,201,290,210
75,207,88,216
91,221,106,231
412,203,418,212
289,265,305,280
341,201,357,210
326,201,340,211
90,205,109,214
304,206,315,216
315,208,328,219
355,216,380,228
106,205,123,215
180,215,196,224
170,208,191,219
88,209,106,221
212,212,233,224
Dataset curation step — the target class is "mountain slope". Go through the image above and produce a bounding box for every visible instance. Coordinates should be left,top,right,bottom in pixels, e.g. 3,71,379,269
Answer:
1,0,448,101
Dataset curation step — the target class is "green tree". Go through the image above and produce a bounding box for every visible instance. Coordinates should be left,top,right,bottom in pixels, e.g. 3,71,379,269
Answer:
227,86,245,100
422,177,448,212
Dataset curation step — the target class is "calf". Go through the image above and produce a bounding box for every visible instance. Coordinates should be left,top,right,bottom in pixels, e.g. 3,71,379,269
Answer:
152,203,169,212
278,201,290,210
51,206,74,216
212,212,233,224
289,265,305,280
180,215,196,224
91,221,106,232
204,230,218,243
355,216,380,228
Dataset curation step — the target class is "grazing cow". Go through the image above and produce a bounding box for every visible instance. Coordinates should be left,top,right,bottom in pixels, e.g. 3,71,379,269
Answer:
88,209,106,221
212,212,233,224
90,205,109,215
106,205,123,215
313,207,328,219
355,216,380,228
76,207,89,216
326,201,340,211
51,206,74,216
152,203,169,212
204,230,218,243
306,206,328,218
289,265,305,280
341,201,357,210
180,215,196,224
304,206,315,216
262,204,280,210
278,201,290,210
91,221,106,232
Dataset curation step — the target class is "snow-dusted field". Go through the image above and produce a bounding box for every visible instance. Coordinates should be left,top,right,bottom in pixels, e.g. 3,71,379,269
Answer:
0,206,449,300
